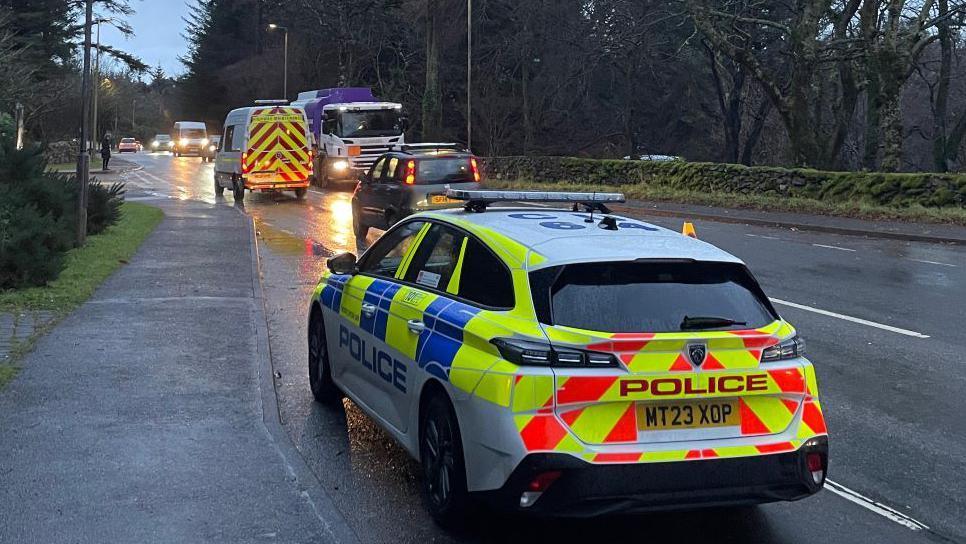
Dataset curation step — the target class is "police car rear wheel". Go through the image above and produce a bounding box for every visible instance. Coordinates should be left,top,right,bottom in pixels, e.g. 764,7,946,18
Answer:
421,394,469,527
308,312,340,403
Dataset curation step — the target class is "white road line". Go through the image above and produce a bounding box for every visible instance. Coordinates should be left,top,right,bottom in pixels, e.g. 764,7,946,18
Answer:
745,233,781,240
770,298,930,338
909,258,957,268
825,480,930,531
812,243,856,252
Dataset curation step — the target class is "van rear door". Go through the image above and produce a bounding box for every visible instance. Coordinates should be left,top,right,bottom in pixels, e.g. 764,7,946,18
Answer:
244,107,311,187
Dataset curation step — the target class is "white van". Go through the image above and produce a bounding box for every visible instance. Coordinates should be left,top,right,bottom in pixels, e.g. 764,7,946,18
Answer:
170,121,209,157
214,101,313,202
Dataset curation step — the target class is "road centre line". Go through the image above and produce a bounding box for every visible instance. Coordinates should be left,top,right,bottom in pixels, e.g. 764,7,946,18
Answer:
745,233,781,240
769,298,930,338
825,480,930,532
908,258,957,268
812,243,856,252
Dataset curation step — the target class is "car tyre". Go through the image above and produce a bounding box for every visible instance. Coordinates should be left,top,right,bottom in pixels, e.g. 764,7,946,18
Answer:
214,176,224,196
420,393,470,528
308,309,341,404
232,179,245,202
352,207,369,242
295,187,307,200
317,157,330,189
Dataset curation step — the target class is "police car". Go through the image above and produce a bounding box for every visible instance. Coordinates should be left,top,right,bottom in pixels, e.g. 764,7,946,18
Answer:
307,190,828,525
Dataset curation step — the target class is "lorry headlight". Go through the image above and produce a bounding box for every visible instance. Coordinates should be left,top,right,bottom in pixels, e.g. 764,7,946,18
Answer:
201,138,209,146
151,141,159,148
208,145,217,152
332,160,349,171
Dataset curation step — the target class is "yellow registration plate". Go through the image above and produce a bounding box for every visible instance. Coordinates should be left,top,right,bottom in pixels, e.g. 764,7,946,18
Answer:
636,399,739,430
430,195,459,205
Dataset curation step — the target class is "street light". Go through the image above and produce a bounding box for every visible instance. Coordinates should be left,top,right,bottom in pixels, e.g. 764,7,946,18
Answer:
76,0,94,246
467,0,472,151
267,24,289,99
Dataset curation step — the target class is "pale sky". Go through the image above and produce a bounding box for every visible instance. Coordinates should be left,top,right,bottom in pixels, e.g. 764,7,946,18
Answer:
99,0,194,78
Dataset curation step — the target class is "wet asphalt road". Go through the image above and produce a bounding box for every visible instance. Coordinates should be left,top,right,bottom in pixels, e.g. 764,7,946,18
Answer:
122,152,966,543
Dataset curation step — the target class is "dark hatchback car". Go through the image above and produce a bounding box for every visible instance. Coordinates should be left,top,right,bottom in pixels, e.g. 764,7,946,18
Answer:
351,144,481,240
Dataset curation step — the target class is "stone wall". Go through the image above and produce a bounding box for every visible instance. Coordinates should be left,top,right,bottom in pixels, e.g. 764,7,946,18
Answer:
481,156,966,208
43,141,78,165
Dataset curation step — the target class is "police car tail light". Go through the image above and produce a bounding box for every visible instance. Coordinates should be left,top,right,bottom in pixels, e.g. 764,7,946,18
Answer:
491,338,618,368
806,452,824,484
761,335,805,362
520,470,561,508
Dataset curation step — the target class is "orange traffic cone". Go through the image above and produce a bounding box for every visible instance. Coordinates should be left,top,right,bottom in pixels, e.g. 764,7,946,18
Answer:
682,222,697,238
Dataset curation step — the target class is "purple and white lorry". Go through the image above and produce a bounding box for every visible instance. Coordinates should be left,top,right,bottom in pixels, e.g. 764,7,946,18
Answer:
292,87,407,187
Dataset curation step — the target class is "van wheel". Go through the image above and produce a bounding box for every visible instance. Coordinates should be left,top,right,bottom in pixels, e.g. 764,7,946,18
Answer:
420,393,469,528
295,187,307,200
233,181,245,201
317,158,330,189
214,177,224,196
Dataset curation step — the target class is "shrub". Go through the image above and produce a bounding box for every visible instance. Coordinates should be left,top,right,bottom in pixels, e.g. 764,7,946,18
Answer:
85,180,125,235
0,138,126,289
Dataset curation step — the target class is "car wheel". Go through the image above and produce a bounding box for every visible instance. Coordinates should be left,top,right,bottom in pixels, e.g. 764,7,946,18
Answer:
317,158,330,189
232,180,245,201
214,176,224,196
308,310,341,404
295,187,307,200
352,207,369,242
420,393,470,528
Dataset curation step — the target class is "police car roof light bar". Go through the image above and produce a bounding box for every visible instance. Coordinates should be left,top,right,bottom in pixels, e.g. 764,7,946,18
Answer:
444,189,625,213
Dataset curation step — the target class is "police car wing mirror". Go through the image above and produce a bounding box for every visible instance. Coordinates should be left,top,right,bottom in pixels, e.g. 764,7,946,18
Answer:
327,252,358,275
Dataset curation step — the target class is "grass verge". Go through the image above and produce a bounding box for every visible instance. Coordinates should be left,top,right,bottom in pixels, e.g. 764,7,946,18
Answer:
47,157,104,172
483,178,966,225
0,202,164,389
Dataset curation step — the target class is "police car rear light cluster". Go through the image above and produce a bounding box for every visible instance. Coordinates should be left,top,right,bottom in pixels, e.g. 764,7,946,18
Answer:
491,338,619,368
761,335,805,362
806,452,825,484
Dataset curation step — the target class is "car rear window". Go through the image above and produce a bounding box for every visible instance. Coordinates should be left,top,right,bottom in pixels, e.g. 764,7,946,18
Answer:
530,261,777,333
121,138,135,143
416,158,473,184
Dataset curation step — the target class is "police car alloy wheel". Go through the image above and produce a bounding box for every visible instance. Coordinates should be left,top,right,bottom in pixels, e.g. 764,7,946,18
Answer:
420,394,469,526
308,311,340,403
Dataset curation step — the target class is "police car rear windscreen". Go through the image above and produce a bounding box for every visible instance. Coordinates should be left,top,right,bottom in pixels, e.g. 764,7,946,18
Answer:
531,261,777,333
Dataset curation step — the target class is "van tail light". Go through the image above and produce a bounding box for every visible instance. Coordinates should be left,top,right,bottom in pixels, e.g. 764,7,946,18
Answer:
405,160,416,185
242,151,251,174
470,157,480,182
308,149,314,173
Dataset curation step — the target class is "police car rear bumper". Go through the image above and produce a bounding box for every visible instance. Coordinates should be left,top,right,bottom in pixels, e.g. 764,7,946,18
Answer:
480,437,828,517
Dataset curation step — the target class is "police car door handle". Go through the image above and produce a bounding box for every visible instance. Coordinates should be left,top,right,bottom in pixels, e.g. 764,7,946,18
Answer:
407,320,426,334
361,303,377,318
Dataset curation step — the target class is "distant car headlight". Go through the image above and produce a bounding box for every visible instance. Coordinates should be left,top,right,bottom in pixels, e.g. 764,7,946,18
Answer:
208,145,217,152
332,159,349,171
201,138,209,146
151,141,159,148
180,138,188,146
166,141,174,148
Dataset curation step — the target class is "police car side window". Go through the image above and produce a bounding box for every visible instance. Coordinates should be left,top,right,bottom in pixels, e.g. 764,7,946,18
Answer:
456,238,515,308
403,225,465,290
359,221,425,279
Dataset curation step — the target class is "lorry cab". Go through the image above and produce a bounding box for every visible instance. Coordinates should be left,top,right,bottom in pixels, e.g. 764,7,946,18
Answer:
292,88,408,188
213,101,312,202
171,121,209,157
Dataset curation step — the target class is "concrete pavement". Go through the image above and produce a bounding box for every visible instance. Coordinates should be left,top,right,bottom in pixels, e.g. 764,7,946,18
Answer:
0,196,356,543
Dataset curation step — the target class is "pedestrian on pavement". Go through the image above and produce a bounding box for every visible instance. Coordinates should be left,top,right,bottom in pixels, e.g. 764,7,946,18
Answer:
100,133,112,171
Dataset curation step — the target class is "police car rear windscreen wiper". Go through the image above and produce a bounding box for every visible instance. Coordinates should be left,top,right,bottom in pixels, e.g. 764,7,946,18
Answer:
679,315,747,330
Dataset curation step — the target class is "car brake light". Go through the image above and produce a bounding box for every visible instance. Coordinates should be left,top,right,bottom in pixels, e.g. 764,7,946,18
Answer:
490,338,618,368
470,157,480,182
405,160,416,185
761,335,805,362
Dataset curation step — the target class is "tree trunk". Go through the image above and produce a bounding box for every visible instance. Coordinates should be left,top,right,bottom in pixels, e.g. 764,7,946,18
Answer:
933,0,952,172
878,83,903,172
421,0,442,139
740,96,771,166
